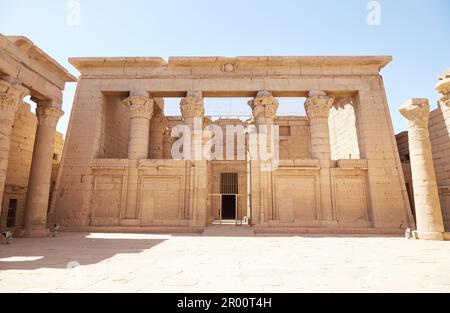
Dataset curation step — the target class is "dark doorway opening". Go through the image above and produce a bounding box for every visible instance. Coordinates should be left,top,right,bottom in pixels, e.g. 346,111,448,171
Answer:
221,195,237,220
7,199,18,228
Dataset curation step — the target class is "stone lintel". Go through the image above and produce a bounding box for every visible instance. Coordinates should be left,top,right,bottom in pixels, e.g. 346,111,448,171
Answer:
0,35,76,88
69,55,392,76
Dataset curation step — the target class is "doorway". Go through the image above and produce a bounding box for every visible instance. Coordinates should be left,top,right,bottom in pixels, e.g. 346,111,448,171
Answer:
220,173,238,221
221,195,237,220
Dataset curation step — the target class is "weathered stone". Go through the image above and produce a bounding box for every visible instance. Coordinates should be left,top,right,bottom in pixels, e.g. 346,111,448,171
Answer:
51,55,413,235
0,35,73,237
399,98,445,240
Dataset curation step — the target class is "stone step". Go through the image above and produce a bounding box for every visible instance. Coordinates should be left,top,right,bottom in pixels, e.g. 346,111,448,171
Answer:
202,226,255,237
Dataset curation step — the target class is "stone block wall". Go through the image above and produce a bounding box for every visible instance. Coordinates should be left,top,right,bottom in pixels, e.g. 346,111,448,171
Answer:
329,103,360,160
276,117,310,160
100,94,130,159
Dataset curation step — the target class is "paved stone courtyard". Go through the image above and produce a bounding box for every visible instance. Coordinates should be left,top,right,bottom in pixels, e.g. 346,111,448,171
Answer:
1,231,450,293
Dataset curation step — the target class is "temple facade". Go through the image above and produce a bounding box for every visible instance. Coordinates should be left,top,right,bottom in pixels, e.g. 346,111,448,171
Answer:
52,56,414,234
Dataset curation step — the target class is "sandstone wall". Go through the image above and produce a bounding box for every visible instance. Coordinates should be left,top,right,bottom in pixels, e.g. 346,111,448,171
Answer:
329,103,360,160
276,117,310,160
99,95,130,159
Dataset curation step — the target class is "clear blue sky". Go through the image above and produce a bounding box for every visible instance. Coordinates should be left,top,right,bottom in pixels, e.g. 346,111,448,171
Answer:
1,0,449,135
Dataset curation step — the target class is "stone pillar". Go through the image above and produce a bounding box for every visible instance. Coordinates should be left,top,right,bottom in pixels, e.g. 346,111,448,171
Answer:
248,91,279,224
305,90,334,160
123,96,154,160
23,100,63,237
304,90,335,222
122,95,154,222
180,91,207,226
436,71,450,230
0,80,28,217
399,98,445,241
163,129,173,159
436,70,450,143
180,91,205,161
149,111,166,159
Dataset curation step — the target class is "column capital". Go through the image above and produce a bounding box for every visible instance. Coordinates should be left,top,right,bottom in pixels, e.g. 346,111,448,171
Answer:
440,94,450,110
180,91,205,119
36,105,64,128
0,79,29,120
305,90,334,119
248,91,279,121
399,98,430,130
123,96,154,119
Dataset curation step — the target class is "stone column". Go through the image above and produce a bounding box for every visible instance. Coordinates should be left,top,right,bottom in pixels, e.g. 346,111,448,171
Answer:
149,111,166,159
436,71,450,230
123,96,154,160
23,100,63,237
163,128,174,159
399,98,445,241
304,90,334,222
180,91,205,161
248,91,279,223
180,91,207,226
0,80,28,217
122,95,154,221
436,70,450,141
305,90,334,160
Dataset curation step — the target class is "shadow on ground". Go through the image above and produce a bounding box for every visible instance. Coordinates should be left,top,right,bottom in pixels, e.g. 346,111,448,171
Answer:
0,233,166,271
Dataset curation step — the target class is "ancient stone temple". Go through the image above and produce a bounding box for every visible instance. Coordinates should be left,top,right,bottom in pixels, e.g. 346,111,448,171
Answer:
52,56,414,234
0,35,75,237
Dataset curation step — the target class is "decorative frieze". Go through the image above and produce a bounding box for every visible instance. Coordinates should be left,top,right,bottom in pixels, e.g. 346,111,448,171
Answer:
337,159,369,169
90,159,130,169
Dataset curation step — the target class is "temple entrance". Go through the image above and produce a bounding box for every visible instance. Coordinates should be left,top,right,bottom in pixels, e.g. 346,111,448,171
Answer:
220,173,238,221
221,195,237,220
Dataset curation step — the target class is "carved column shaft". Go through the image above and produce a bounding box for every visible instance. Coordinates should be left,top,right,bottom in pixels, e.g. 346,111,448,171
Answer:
399,98,445,240
180,91,207,225
124,96,154,160
305,90,334,160
436,74,450,134
23,101,63,236
248,91,279,152
304,90,334,221
163,129,173,159
149,112,166,159
0,80,28,218
248,91,279,222
436,72,450,230
180,91,205,160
